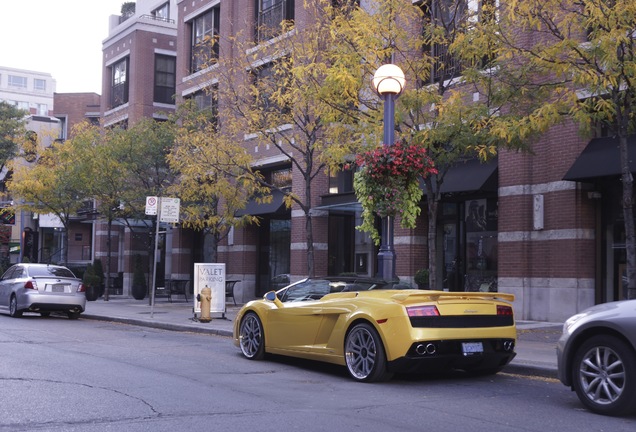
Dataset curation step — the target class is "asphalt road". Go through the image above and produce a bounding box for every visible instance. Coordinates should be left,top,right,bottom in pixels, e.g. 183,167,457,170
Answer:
0,314,634,432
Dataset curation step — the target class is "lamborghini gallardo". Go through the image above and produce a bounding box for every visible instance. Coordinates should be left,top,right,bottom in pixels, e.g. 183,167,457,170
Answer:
233,277,516,382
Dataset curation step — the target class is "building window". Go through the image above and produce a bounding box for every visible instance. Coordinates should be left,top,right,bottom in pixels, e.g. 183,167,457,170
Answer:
8,75,27,88
190,6,220,73
256,0,295,42
34,79,46,91
36,104,48,116
252,60,291,115
154,55,176,104
329,167,354,194
271,167,292,190
152,3,170,21
188,87,219,127
111,57,129,108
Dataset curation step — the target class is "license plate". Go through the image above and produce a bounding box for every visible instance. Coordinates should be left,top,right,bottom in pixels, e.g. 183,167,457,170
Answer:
51,284,66,293
462,342,484,356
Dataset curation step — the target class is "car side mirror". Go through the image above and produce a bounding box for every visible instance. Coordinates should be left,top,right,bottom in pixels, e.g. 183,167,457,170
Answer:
265,291,277,301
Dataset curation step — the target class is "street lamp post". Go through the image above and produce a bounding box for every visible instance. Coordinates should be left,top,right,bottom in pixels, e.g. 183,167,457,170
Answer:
372,64,405,283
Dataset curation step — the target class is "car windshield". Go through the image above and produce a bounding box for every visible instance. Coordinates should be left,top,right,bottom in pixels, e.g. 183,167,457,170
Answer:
280,279,388,302
28,266,76,278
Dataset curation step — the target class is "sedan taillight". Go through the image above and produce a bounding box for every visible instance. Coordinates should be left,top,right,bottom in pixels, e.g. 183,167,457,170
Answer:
407,305,440,317
77,283,86,293
24,280,38,290
497,305,513,316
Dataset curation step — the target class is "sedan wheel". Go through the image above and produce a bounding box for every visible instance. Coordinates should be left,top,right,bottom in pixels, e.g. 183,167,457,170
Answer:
9,296,22,318
572,335,636,416
345,322,393,382
239,312,265,360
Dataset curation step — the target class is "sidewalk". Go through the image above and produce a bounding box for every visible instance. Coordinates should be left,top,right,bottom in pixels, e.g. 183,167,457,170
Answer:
81,296,561,379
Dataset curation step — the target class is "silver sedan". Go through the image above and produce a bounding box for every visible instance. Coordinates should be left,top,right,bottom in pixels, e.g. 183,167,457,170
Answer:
0,263,86,319
557,299,636,416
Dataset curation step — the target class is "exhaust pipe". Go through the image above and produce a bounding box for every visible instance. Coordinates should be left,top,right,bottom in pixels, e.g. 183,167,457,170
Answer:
503,340,515,351
415,343,437,355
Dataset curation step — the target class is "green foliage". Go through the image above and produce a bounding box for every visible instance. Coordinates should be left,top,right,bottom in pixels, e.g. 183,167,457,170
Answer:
132,255,146,289
82,263,100,287
93,259,105,287
0,101,26,170
414,268,429,287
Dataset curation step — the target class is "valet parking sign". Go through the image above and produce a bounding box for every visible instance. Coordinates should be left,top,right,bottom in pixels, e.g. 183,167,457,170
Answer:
194,263,226,316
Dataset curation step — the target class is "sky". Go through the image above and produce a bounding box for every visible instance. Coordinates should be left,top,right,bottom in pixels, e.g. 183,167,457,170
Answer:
1,0,127,94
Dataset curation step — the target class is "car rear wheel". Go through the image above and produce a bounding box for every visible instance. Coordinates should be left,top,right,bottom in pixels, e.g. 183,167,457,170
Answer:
9,295,22,318
572,335,636,416
345,322,393,382
239,312,265,360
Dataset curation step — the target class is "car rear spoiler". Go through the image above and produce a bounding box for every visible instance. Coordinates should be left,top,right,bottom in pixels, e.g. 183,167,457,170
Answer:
391,291,515,303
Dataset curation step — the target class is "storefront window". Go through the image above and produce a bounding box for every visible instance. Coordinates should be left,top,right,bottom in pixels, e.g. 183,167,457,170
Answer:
464,198,498,291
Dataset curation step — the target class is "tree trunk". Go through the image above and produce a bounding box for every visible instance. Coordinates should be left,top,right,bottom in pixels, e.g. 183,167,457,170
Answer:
424,177,440,290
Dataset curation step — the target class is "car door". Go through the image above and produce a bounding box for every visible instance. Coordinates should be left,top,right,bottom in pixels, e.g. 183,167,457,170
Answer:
266,280,331,351
0,266,17,309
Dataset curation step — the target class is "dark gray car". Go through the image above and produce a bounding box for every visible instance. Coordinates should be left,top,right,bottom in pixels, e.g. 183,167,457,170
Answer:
0,263,86,319
557,299,636,416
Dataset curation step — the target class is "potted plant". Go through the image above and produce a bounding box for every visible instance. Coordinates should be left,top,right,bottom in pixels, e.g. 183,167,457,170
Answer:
93,258,105,298
131,254,147,300
414,268,429,289
83,263,101,301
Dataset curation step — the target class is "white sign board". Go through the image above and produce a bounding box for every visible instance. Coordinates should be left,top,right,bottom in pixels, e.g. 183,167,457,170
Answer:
160,197,180,223
193,263,226,315
145,196,158,215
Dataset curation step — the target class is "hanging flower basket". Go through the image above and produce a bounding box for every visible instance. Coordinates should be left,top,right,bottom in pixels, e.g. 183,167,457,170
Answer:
353,140,437,244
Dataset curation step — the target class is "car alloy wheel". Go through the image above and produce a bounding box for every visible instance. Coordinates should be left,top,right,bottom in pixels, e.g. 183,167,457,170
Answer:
572,335,636,416
9,296,22,318
345,322,392,382
239,312,265,360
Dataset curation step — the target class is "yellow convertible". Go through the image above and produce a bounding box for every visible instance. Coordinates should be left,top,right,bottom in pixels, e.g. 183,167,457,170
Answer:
233,277,516,382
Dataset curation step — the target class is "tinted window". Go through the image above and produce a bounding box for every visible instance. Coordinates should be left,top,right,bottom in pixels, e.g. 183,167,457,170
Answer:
27,266,76,278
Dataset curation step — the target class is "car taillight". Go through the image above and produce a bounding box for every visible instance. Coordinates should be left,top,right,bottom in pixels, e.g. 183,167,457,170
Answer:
24,280,38,290
407,305,440,317
497,305,513,316
77,283,86,293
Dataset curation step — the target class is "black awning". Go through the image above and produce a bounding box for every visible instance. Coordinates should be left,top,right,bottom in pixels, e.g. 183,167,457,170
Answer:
237,189,287,216
435,157,498,194
564,136,636,181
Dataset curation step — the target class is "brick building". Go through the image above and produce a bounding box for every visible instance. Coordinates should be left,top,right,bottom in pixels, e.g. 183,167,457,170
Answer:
84,0,629,322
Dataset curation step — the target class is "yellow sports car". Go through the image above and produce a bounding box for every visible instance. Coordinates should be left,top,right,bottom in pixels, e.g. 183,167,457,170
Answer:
233,277,516,382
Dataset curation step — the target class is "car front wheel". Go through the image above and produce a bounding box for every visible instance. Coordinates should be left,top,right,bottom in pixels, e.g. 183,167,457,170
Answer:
345,322,393,382
239,312,265,360
572,335,636,416
9,295,22,318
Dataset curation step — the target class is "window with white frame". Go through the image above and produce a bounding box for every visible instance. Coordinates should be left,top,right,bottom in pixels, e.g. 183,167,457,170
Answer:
8,75,27,88
190,6,220,73
37,104,48,116
152,2,170,21
111,57,129,108
34,78,46,91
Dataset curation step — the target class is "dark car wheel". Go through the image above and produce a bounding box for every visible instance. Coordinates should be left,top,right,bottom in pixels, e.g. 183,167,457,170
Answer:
239,312,265,360
345,322,393,382
9,295,23,318
572,335,636,416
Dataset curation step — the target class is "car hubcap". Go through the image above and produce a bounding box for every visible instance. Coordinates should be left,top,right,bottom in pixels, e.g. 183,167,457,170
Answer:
240,315,262,357
579,346,625,405
346,327,376,379
10,298,16,314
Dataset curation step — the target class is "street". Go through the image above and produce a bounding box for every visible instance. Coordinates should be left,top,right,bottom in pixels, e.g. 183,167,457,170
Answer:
0,315,634,431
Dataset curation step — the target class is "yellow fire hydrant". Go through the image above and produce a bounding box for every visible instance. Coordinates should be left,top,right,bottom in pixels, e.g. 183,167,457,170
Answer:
199,286,212,323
